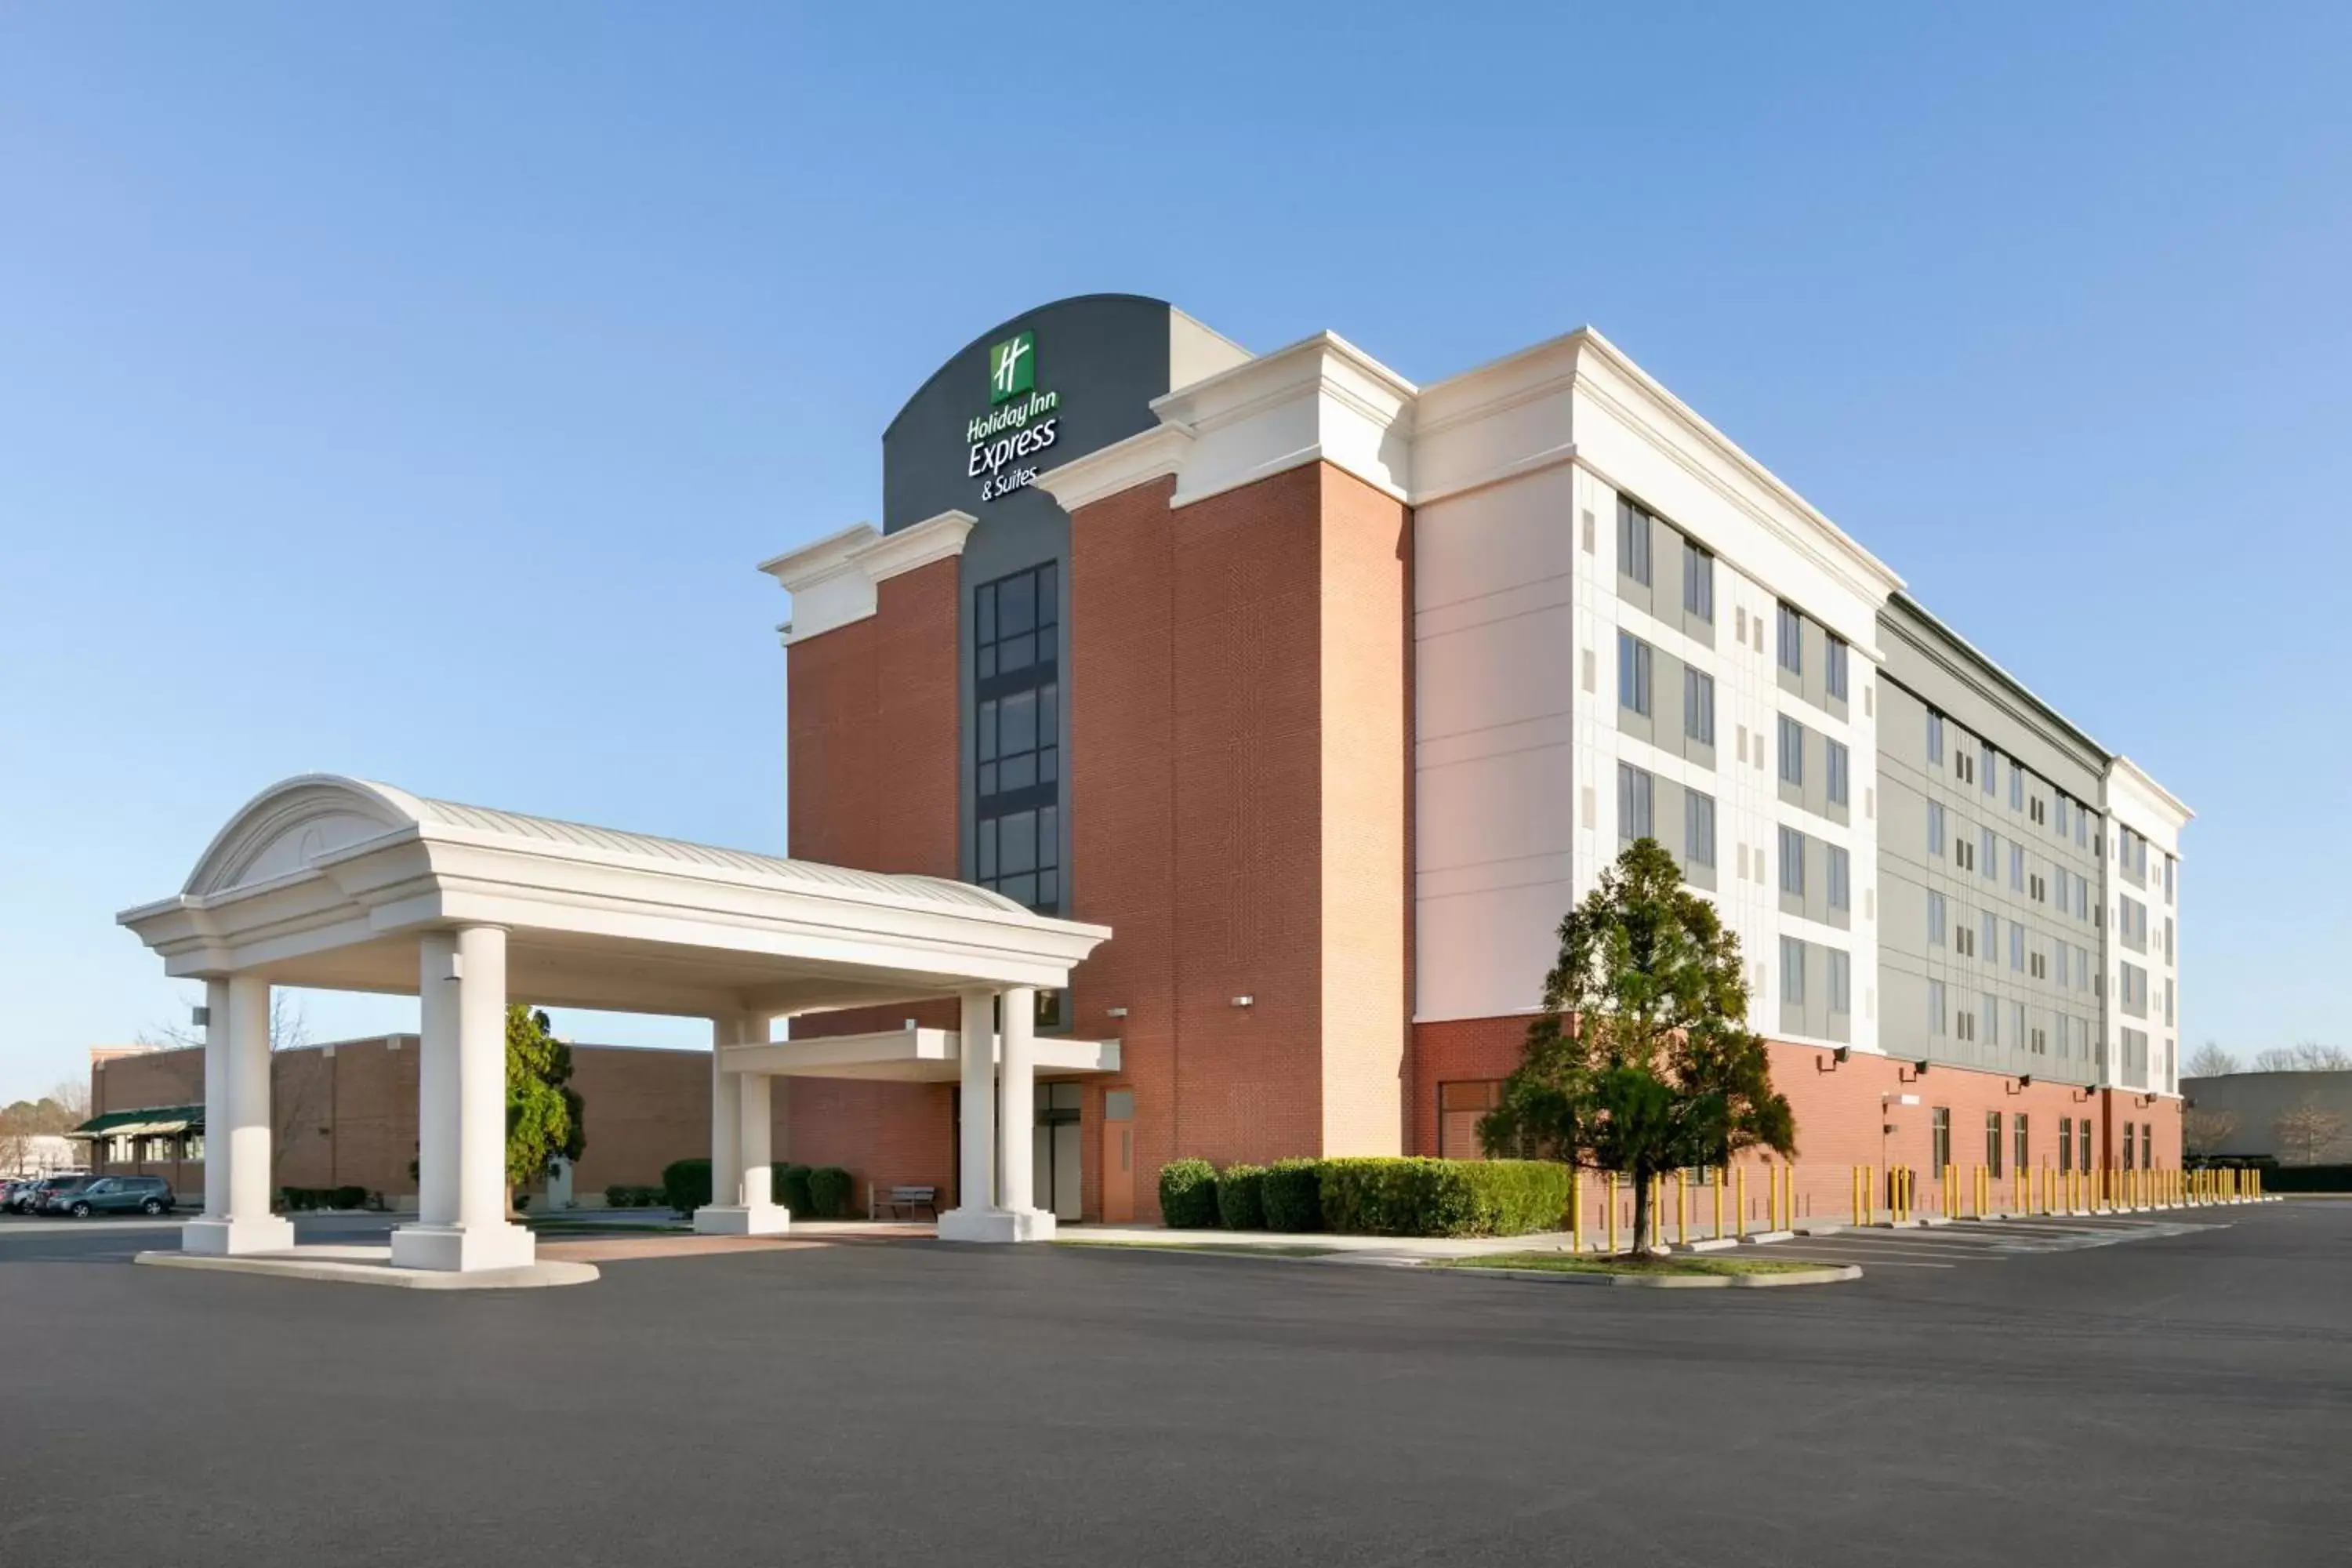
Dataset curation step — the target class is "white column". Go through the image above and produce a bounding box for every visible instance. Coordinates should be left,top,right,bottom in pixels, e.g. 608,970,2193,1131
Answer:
201,977,230,1220
999,985,1044,1225
413,932,459,1226
390,925,534,1272
939,988,1051,1243
182,973,292,1255
696,1011,788,1235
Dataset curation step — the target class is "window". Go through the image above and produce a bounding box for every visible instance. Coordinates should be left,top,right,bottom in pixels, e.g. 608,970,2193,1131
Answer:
1927,801,1945,857
1777,715,1804,786
2029,871,2046,904
2031,1020,2049,1054
1617,632,1653,717
1825,635,1848,699
1980,743,1995,796
1780,826,1807,895
1929,979,1947,1036
1682,539,1713,621
2029,946,2047,981
2060,1116,2075,1173
1828,845,1850,911
1926,710,1945,764
1684,667,1715,746
1781,937,1806,1004
2123,1121,2137,1171
2121,962,2147,1017
2029,793,2046,826
1828,949,1851,1013
2054,794,2071,838
1617,762,1654,840
2163,854,2176,906
1932,1108,1951,1171
1983,990,1999,1047
1777,602,1803,674
1955,909,1974,957
2077,808,2091,850
1986,1112,2003,1177
1956,746,1975,786
1927,890,1947,946
2009,762,2024,811
1956,833,1975,873
1826,739,1849,804
2013,1114,2030,1173
1980,827,1995,880
1438,1081,1503,1160
2012,1000,2027,1051
2075,945,2092,993
2009,920,2024,971
2009,843,2024,891
1956,1003,1976,1043
2164,916,2174,964
975,561,1062,912
1685,790,1717,869
2078,1119,2092,1172
1617,499,1653,585
2054,943,2069,989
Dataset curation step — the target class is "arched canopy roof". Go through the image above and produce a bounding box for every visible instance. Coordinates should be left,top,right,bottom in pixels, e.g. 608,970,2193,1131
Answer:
120,775,1109,1019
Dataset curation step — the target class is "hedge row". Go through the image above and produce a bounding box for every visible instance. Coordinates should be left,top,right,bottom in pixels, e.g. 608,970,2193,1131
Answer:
655,1158,855,1216
604,1185,666,1208
279,1185,369,1212
2260,1163,2352,1193
1157,1156,1570,1238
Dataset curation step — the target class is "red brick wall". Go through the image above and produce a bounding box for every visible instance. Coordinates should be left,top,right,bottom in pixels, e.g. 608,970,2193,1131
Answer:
1410,1018,2186,1224
786,557,960,875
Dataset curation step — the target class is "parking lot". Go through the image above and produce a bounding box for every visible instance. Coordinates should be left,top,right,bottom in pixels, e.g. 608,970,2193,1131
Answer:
2,1200,2345,1568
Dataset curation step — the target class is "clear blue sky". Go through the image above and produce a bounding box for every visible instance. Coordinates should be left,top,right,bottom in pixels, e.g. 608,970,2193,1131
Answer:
4,4,2346,1102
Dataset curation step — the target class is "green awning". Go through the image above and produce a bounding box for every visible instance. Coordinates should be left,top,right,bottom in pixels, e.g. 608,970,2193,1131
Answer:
67,1105,204,1140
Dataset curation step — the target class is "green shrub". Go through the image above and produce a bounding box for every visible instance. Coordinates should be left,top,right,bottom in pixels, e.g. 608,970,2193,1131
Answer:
807,1165,852,1218
604,1185,637,1208
331,1185,365,1210
1260,1159,1324,1232
662,1157,713,1214
278,1187,311,1212
1158,1158,1220,1229
773,1163,815,1214
2264,1163,2352,1193
1216,1163,1269,1230
1319,1157,1569,1238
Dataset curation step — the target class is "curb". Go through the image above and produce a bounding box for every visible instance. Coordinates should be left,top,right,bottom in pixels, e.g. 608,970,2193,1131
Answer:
1436,1262,1862,1289
136,1251,600,1290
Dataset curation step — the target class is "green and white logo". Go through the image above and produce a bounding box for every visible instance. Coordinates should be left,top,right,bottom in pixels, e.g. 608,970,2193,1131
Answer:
989,331,1036,405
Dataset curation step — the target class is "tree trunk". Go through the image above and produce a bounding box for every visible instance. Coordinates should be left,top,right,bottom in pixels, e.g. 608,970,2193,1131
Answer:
1629,1168,1653,1257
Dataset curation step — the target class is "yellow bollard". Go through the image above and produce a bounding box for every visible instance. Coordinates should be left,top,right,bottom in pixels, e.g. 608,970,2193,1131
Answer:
1945,1163,1956,1221
1677,1171,1689,1248
1570,1170,1584,1252
1607,1172,1620,1252
1737,1166,1748,1239
1715,1167,1726,1242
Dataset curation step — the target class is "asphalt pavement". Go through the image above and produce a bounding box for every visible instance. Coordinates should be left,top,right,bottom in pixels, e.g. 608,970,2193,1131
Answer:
2,1200,2344,1567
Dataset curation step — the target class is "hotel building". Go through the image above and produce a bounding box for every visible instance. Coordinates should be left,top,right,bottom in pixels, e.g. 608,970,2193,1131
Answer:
760,294,2190,1224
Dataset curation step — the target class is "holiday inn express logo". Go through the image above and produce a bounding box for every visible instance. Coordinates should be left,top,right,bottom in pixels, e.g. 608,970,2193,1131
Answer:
989,331,1036,405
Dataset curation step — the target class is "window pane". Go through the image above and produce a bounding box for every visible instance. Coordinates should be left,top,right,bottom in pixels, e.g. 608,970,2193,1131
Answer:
999,810,1037,875
1000,631,1035,673
998,572,1035,636
999,688,1037,757
1036,561,1057,628
977,818,996,880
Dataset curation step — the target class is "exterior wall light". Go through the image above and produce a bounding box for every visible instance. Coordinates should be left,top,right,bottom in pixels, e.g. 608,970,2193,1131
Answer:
1232,995,1254,1008
1105,1006,1128,1018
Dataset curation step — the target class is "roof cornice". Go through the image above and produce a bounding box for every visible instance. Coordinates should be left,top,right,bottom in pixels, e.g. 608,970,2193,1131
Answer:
755,510,975,644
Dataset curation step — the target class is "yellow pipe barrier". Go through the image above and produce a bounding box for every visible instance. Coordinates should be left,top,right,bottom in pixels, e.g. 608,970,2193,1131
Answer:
1607,1172,1620,1252
1677,1171,1689,1248
1570,1171,1584,1252
1715,1168,1726,1242
1737,1166,1748,1239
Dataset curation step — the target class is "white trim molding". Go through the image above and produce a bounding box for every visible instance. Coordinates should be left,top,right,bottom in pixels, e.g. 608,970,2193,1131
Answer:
756,510,976,645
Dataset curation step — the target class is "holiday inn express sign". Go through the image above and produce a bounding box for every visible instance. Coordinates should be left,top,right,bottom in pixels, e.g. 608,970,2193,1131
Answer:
967,330,1062,503
880,294,1202,535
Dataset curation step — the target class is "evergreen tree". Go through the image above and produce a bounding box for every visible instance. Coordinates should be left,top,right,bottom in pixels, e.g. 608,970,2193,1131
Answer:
1481,837,1795,1254
506,1004,585,1196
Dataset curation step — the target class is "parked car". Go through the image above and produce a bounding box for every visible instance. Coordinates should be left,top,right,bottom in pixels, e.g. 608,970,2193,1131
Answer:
9,1173,91,1215
42,1174,174,1218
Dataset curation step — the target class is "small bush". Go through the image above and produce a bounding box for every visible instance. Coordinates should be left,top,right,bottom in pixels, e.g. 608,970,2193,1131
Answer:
1216,1163,1269,1230
1319,1157,1568,1238
773,1163,815,1214
604,1185,637,1208
1261,1159,1324,1232
331,1185,365,1210
278,1187,312,1212
662,1157,713,1214
2263,1163,2352,1193
1158,1159,1220,1229
806,1165,851,1218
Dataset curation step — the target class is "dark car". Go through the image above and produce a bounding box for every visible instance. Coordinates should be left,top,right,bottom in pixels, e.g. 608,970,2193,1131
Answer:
42,1174,174,1218
10,1173,91,1215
